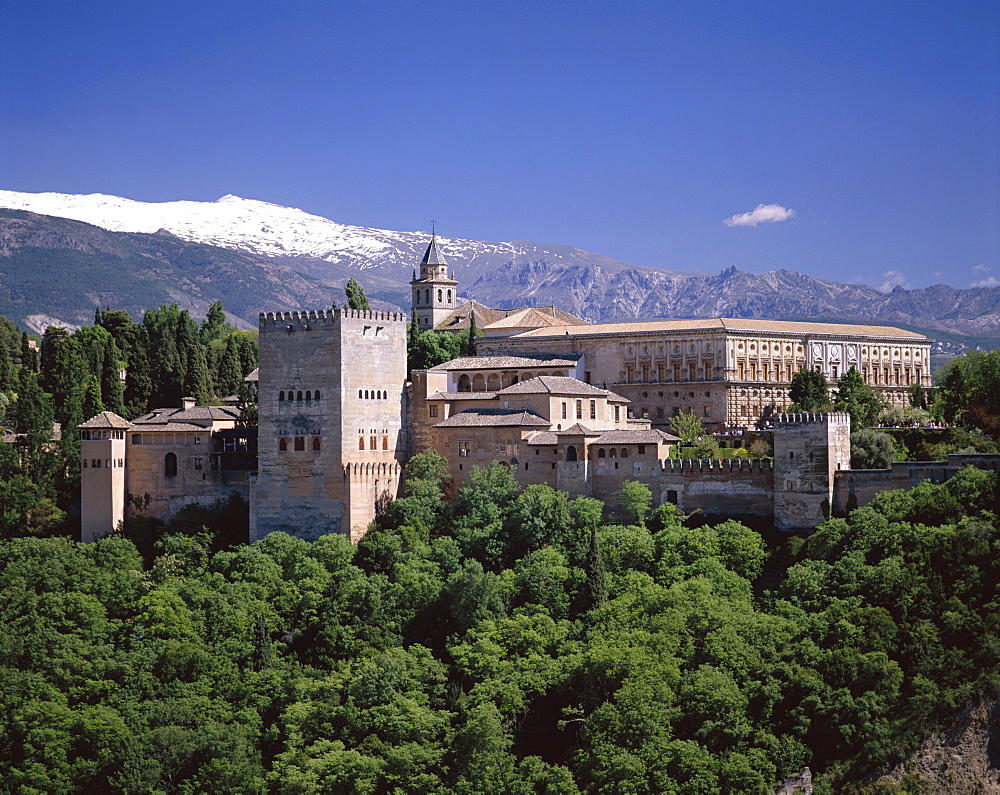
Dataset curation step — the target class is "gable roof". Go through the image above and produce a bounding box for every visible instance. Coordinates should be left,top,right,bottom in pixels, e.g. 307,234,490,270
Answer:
435,409,550,428
428,353,581,372
433,301,587,333
79,411,133,430
420,236,448,266
593,429,680,444
131,405,241,426
482,306,585,331
496,376,615,397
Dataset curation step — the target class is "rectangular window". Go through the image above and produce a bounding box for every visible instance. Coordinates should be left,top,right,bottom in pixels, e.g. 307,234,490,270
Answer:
294,436,306,451
370,435,377,450
657,407,664,418
590,400,596,420
458,441,471,457
429,405,438,417
584,371,591,384
704,405,712,418
194,458,203,470
83,459,88,468
382,436,388,450
562,402,567,419
576,400,582,419
638,444,646,454
614,405,620,423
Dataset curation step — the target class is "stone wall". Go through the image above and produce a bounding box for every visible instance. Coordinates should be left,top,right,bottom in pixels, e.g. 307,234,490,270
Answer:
773,413,851,531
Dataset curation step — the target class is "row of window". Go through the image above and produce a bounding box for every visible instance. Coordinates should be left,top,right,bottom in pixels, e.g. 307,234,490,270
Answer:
626,363,716,383
132,433,205,445
83,458,124,468
359,390,389,400
560,399,598,421
278,390,321,401
414,288,452,306
278,437,322,452
359,436,390,451
80,430,125,440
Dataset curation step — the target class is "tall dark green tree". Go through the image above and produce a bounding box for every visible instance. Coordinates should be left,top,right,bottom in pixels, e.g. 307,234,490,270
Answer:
0,344,11,392
344,278,371,311
177,314,212,405
835,366,883,428
100,339,126,416
200,300,233,344
82,379,104,420
789,367,830,411
466,311,478,357
21,333,39,372
215,335,245,398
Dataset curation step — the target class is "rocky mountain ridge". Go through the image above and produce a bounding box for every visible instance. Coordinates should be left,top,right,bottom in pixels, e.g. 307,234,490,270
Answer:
0,190,998,341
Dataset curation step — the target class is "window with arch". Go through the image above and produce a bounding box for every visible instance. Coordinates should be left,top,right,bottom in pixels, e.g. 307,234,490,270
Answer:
305,390,311,401
279,391,285,401
294,436,305,451
382,436,389,450
566,445,578,461
447,289,452,302
597,448,606,458
164,452,177,477
278,438,287,452
609,448,617,458
364,390,370,400
358,389,363,399
620,448,629,458
312,437,322,451
359,437,365,450
314,390,320,400
437,289,442,302
297,391,303,401
458,374,471,392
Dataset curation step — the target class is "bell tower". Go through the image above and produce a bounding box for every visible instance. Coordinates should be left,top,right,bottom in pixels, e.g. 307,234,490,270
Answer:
410,231,458,330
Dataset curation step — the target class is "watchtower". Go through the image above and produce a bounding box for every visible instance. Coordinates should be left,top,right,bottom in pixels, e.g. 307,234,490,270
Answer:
79,411,131,542
410,234,458,330
773,412,851,531
252,307,408,542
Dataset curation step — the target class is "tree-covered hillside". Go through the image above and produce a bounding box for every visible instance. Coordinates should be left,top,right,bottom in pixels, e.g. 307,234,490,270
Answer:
1,455,997,792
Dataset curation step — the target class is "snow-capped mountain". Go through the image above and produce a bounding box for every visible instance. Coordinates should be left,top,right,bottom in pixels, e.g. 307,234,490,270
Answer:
0,190,641,285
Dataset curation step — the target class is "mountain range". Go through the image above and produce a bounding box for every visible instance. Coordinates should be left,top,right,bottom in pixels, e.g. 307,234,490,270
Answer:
1,190,998,346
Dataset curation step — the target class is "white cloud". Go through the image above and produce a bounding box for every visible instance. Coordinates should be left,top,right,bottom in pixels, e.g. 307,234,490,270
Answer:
972,264,989,272
972,276,1000,288
877,270,909,292
723,204,795,227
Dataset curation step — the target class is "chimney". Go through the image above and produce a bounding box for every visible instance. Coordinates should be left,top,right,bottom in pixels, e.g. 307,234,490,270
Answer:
181,396,196,411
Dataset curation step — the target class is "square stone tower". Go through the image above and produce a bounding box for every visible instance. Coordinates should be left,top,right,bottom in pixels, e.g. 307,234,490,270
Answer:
773,412,851,531
253,307,408,542
79,411,132,542
410,235,458,330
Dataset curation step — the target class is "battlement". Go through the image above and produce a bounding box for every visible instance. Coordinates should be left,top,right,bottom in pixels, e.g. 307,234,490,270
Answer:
343,461,404,476
773,411,850,426
258,307,408,330
659,457,773,472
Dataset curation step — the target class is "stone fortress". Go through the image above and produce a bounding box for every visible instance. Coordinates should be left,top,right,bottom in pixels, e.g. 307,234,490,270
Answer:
79,236,1000,543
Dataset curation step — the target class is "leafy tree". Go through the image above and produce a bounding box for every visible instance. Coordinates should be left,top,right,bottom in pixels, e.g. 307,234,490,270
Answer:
199,300,234,344
850,428,895,469
908,381,928,410
100,338,126,415
835,366,883,428
619,480,652,526
82,379,104,420
344,278,370,311
668,410,706,446
789,367,830,412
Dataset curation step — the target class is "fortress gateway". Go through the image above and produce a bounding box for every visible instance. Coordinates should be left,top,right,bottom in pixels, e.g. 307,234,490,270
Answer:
80,238,982,544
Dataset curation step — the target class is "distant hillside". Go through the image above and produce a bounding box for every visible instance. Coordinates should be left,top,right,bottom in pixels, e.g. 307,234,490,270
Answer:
1,191,999,346
0,209,346,330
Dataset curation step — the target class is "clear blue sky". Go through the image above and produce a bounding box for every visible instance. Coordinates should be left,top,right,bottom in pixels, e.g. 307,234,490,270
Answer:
2,1,998,290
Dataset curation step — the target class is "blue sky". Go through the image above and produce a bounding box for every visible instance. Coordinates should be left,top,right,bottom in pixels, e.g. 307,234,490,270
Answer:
2,1,998,290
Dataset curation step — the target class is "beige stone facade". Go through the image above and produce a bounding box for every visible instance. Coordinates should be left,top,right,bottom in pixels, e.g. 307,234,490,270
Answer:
476,318,932,431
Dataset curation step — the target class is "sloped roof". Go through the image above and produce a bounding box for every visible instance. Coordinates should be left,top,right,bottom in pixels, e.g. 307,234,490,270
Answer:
496,376,613,397
482,306,585,331
593,429,680,444
245,368,259,382
435,409,550,428
79,411,133,429
428,353,581,371
559,423,600,436
505,317,927,340
420,236,448,266
131,405,240,426
427,391,500,400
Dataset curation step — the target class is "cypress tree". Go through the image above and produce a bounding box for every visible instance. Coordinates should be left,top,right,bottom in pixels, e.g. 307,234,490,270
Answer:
177,313,211,405
216,335,244,399
101,339,126,416
0,344,11,392
345,278,370,311
466,310,478,357
82,379,105,420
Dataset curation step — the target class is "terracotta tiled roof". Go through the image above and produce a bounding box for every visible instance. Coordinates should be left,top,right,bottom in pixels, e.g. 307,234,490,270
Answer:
506,317,927,340
496,376,614,396
131,406,240,425
592,429,679,444
433,302,586,332
482,306,585,330
435,409,550,428
525,431,559,445
79,411,133,429
559,423,600,436
428,354,581,371
427,391,499,400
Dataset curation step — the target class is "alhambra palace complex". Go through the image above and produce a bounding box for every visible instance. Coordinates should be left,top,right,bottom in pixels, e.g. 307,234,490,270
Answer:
78,237,999,544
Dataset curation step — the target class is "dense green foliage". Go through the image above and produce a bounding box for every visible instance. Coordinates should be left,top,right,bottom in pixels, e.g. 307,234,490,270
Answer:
407,321,478,374
344,278,371,311
935,350,1000,438
789,368,831,412
0,305,258,540
1,458,997,792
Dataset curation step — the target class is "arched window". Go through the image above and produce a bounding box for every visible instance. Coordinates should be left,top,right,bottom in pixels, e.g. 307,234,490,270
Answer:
458,374,471,392
447,289,452,302
359,437,365,450
620,448,629,458
314,390,321,400
597,448,606,458
382,436,388,450
566,445,578,461
279,438,287,452
164,452,177,477
437,289,442,303
294,436,305,451
279,391,285,401
305,390,311,401
364,390,369,400
297,391,303,401
609,448,617,458
358,389,363,399
425,289,430,304
487,373,501,391
312,437,321,450
472,374,486,392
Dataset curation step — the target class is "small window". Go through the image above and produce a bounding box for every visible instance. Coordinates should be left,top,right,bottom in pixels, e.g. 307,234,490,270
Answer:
194,458,203,471
83,459,88,468
576,399,582,419
305,390,311,401
590,400,596,420
132,434,143,445
358,390,363,399
279,438,288,452
382,436,388,450
598,448,606,458
359,437,365,450
294,436,305,451
621,448,629,458
562,402,567,419
614,406,620,423
164,452,177,477
297,391,303,401
429,405,439,417
638,445,646,454
314,390,321,400
279,391,285,401
458,442,471,457
312,437,322,451
370,435,376,450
